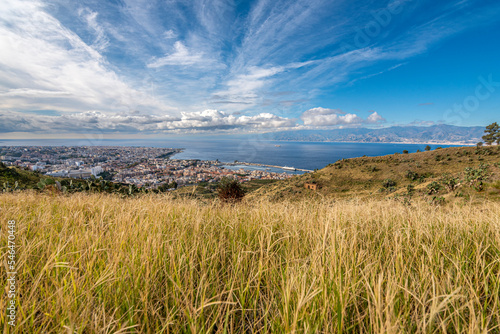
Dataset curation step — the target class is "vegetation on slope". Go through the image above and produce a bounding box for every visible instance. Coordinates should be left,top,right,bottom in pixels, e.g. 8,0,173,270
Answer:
0,162,42,189
1,192,500,332
251,145,500,203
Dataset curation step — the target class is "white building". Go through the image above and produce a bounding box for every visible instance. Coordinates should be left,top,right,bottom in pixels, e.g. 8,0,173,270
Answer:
46,170,69,177
91,166,103,177
68,170,92,179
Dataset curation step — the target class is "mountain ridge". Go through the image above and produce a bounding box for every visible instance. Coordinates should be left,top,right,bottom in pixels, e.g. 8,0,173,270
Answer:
267,124,484,144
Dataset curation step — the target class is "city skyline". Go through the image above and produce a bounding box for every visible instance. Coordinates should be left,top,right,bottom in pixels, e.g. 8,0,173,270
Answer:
1,0,500,138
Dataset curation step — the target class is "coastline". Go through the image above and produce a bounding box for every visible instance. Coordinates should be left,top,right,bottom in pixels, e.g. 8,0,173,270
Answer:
265,139,475,146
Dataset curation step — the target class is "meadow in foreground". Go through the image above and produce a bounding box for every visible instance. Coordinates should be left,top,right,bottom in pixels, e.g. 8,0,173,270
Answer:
1,192,500,333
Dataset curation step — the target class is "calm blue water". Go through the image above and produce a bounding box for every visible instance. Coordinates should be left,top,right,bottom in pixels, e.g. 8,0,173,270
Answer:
0,137,459,171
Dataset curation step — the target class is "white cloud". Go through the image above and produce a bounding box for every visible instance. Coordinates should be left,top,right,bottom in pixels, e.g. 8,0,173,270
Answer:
0,109,297,134
367,111,386,123
163,29,177,39
212,62,311,108
301,107,361,126
147,41,222,68
1,0,499,136
300,107,385,126
158,110,295,130
79,8,109,52
0,0,174,115
208,67,283,109
236,112,296,128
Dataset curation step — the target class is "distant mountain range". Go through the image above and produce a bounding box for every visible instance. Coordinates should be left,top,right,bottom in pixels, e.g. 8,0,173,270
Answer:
268,125,484,144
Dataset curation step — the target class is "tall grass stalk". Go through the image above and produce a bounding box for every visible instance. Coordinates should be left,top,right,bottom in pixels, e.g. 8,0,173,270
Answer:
1,192,500,333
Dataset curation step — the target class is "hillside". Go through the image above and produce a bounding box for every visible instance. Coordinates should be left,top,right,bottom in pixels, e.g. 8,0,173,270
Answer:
0,162,42,189
250,145,500,202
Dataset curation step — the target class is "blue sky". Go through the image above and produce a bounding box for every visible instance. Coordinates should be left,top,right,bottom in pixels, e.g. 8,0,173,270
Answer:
1,0,499,138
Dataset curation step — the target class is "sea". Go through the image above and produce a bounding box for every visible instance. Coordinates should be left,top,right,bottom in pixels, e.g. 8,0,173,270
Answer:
0,136,461,173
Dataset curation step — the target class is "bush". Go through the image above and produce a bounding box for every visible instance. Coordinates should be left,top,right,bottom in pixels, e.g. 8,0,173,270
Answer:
427,181,441,195
382,179,396,189
217,177,245,203
403,150,409,154
464,164,490,192
406,184,415,196
405,170,419,181
440,174,459,192
37,178,56,190
429,196,446,205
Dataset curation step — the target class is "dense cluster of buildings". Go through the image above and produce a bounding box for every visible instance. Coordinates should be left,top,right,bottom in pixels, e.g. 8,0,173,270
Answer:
0,146,294,188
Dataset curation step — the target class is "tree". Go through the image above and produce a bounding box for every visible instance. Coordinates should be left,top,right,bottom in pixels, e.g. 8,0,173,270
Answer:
217,177,245,203
482,122,499,145
425,145,431,151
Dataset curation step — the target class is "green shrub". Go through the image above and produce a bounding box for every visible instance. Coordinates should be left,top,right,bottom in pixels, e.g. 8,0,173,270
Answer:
440,174,459,192
430,196,445,205
464,164,490,192
217,177,245,203
382,179,396,188
405,170,419,181
406,184,415,197
427,181,441,195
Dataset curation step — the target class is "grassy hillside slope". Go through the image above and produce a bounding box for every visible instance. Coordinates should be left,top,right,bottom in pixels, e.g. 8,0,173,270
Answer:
0,162,42,189
250,146,500,202
1,192,500,332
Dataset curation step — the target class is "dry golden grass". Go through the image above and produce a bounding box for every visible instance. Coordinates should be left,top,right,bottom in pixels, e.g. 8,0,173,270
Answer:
1,191,500,333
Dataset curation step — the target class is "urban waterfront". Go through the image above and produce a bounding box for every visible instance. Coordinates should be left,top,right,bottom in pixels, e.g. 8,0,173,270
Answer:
0,137,459,171
0,146,296,189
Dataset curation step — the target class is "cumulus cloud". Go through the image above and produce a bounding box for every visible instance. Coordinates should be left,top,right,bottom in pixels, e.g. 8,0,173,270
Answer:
0,109,297,134
151,110,296,130
300,107,362,126
236,112,296,128
300,107,385,126
366,111,386,123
